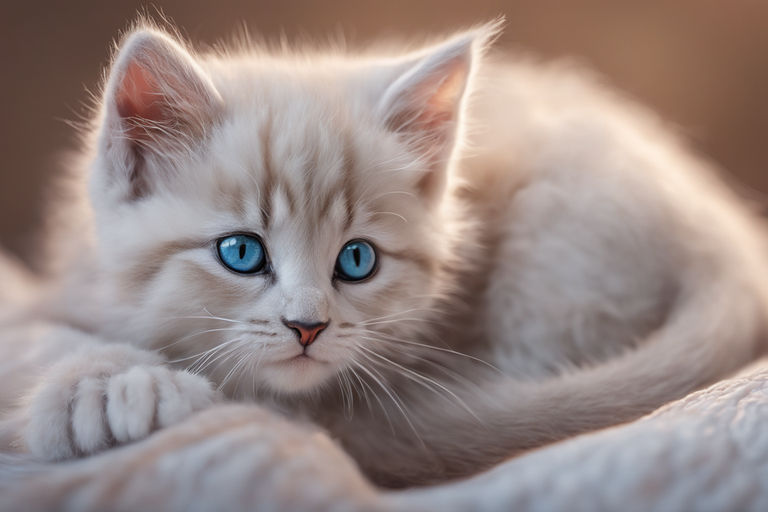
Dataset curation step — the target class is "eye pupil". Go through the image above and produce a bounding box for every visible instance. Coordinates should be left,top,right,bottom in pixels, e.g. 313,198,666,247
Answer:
353,247,361,267
239,244,246,259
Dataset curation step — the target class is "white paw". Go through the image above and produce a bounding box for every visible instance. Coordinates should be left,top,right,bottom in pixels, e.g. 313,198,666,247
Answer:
25,346,215,460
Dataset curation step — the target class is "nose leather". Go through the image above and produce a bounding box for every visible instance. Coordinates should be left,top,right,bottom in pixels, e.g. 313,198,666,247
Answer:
282,319,329,347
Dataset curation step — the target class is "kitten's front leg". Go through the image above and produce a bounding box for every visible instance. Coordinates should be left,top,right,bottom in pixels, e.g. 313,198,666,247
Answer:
24,343,216,460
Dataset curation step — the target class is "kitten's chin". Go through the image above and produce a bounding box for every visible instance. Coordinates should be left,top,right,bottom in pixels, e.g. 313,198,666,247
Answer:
261,355,337,394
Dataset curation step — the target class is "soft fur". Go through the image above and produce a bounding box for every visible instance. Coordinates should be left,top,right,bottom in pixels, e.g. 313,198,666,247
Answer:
1,19,767,488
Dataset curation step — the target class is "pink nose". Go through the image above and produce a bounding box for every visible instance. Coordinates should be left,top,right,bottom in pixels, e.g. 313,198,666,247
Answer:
282,319,329,347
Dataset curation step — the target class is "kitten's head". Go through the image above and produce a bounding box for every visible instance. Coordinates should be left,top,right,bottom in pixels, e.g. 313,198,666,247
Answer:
89,23,494,396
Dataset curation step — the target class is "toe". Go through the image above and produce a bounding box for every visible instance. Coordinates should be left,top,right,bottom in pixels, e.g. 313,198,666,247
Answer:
156,369,215,427
71,376,110,454
106,366,156,442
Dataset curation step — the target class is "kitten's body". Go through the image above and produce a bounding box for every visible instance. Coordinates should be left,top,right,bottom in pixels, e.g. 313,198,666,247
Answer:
1,22,766,487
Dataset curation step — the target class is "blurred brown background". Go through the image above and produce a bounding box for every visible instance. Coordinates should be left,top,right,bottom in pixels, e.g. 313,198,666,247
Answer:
2,1,767,262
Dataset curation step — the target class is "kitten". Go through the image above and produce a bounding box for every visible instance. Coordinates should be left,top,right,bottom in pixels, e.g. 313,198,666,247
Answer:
1,18,767,487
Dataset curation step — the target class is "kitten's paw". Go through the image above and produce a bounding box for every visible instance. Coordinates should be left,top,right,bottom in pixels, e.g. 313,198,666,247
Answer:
25,348,215,460
104,366,215,445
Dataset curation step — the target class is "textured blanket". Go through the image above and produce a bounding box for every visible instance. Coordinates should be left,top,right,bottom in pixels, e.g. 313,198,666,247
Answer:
1,361,767,511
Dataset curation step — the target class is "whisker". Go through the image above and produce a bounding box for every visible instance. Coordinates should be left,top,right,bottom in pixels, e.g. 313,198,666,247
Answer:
360,317,439,328
231,355,255,399
350,360,395,433
168,314,245,325
360,307,442,325
334,374,346,414
249,344,270,399
406,352,487,389
360,330,503,373
342,371,356,418
346,364,373,415
156,326,243,352
367,190,418,202
218,346,253,392
369,211,408,223
208,343,250,383
351,357,425,447
186,337,247,374
357,345,480,421
166,334,245,365
159,306,247,327
336,372,354,419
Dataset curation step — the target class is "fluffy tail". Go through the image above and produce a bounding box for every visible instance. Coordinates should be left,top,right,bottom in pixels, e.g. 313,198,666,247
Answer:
362,271,768,486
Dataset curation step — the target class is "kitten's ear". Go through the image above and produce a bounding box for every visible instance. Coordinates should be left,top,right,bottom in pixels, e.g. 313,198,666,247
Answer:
96,29,222,200
377,22,499,202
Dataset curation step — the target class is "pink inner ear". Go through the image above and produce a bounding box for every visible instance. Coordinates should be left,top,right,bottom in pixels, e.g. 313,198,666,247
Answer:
422,59,468,127
390,55,470,141
115,60,167,132
385,52,471,201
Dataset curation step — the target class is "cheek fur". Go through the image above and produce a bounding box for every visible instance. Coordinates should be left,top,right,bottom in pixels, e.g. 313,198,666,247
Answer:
340,259,438,334
126,256,267,337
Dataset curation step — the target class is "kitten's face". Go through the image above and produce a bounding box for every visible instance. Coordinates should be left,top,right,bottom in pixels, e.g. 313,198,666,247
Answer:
102,101,441,395
90,28,478,396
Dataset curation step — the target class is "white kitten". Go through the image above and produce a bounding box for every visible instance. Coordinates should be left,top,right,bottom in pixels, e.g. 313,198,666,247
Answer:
1,19,766,487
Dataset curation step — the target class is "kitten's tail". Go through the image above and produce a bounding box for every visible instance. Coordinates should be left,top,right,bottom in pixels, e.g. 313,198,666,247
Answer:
513,272,766,436
377,268,768,485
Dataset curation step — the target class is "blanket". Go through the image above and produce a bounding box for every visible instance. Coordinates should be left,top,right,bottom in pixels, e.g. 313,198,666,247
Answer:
2,361,767,511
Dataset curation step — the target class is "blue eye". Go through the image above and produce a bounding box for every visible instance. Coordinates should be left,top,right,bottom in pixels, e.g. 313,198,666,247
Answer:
335,240,377,282
216,234,267,274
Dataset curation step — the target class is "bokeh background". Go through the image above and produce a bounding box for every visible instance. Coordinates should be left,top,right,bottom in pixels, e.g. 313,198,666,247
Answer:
2,1,767,262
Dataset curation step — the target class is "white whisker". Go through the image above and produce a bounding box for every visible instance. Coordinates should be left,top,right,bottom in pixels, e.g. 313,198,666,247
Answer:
185,337,246,374
351,357,425,447
350,360,395,433
360,307,441,325
346,364,373,415
369,211,408,223
357,345,480,421
361,329,502,373
156,326,243,352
